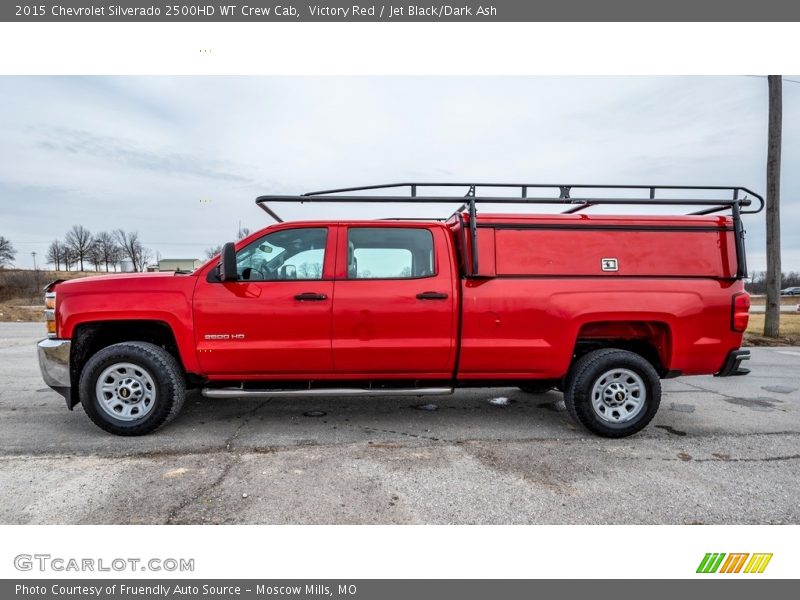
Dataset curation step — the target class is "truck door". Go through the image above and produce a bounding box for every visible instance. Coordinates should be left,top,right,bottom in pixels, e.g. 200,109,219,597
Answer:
331,225,458,377
193,226,336,376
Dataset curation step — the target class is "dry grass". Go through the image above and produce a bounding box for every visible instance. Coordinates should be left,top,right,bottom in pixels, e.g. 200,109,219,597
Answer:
0,302,44,322
744,313,800,346
0,270,107,322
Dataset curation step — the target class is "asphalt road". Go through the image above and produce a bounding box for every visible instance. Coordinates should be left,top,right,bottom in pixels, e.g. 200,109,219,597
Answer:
0,322,798,525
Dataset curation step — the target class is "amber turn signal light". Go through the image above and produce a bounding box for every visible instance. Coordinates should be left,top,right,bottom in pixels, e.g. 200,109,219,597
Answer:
44,291,57,338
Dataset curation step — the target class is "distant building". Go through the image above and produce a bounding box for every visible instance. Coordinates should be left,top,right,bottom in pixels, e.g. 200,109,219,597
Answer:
119,259,135,273
156,258,202,272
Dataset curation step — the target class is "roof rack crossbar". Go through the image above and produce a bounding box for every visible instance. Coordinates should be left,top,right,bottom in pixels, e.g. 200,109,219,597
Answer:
563,202,594,214
688,205,730,216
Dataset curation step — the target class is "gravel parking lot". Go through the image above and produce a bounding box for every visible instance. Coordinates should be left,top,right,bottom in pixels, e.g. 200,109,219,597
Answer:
0,322,798,525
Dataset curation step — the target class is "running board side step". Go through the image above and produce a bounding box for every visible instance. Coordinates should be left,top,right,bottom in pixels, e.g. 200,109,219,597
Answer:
201,387,454,399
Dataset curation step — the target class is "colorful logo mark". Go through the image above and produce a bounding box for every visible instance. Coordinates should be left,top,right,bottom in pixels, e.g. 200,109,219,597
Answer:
696,553,773,574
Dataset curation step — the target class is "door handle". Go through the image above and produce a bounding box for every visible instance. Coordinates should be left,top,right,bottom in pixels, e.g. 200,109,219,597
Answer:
294,292,328,301
416,291,449,300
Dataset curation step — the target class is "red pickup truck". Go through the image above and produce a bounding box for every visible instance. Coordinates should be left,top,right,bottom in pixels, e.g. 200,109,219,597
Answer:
37,183,761,438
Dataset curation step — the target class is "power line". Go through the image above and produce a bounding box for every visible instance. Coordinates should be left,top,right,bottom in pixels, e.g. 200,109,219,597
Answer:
9,240,216,246
743,75,800,85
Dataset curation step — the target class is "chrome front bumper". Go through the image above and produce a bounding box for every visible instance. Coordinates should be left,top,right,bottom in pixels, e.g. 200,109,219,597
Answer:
37,338,71,393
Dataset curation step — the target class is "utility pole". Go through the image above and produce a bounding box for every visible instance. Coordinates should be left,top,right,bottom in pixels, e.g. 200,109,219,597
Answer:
31,251,40,291
764,75,782,337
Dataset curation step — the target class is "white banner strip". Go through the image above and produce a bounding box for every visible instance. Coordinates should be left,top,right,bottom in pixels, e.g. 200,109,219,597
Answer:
0,23,799,75
0,525,797,579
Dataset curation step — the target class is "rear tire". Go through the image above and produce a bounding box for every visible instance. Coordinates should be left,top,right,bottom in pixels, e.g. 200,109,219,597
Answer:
79,342,185,436
564,348,660,438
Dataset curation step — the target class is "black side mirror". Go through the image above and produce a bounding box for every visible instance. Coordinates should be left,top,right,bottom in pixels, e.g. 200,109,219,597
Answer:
218,242,238,282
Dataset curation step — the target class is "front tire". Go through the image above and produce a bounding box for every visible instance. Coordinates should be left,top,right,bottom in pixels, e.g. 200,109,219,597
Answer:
79,342,186,436
564,348,661,438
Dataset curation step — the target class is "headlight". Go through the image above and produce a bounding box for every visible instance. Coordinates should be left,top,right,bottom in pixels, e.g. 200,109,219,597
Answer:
44,291,57,338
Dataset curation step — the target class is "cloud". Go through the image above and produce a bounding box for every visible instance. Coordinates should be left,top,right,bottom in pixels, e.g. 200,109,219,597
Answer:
35,127,252,183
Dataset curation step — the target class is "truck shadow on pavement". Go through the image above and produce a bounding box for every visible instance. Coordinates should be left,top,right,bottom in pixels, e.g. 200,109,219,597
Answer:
168,388,581,449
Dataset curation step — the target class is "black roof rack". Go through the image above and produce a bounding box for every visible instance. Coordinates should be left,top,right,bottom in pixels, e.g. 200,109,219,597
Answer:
255,183,764,279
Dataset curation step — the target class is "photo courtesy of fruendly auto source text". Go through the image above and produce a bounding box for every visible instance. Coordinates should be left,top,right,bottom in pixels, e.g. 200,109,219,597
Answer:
0,1,798,596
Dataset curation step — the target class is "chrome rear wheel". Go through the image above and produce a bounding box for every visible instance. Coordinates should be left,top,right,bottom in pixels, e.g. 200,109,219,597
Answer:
564,348,661,438
590,368,646,424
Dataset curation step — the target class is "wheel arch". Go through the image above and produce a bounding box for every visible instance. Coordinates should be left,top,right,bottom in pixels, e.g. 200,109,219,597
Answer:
68,320,192,409
564,346,663,438
572,320,673,377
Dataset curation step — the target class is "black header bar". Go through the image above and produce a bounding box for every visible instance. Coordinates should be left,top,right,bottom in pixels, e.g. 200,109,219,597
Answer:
3,579,798,600
4,0,800,22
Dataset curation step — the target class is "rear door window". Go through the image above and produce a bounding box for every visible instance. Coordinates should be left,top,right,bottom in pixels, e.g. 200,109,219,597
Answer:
346,228,435,279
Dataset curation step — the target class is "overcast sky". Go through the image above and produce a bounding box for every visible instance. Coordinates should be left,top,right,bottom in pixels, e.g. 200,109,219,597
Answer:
0,76,798,271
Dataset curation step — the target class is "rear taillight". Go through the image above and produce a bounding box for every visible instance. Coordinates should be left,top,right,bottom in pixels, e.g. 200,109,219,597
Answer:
731,292,750,332
44,291,57,338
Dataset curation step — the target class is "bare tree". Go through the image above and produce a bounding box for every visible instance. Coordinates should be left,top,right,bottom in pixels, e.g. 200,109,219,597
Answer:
115,229,138,271
114,229,152,272
86,239,104,271
46,240,65,271
0,236,17,268
94,231,121,272
297,262,323,279
109,243,123,271
764,75,782,337
65,225,93,272
62,245,76,271
139,246,153,271
203,228,249,260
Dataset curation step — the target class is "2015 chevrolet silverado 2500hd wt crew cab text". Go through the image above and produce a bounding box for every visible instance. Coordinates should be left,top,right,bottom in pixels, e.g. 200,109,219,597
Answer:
37,182,761,437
